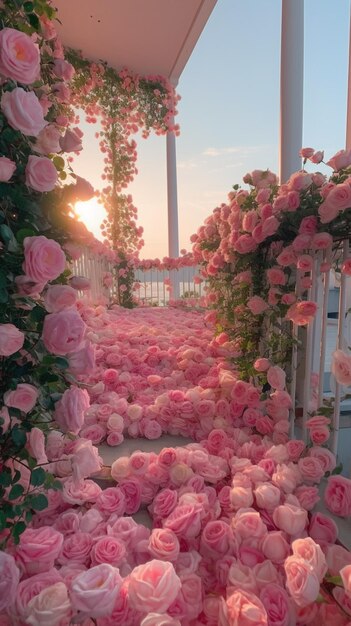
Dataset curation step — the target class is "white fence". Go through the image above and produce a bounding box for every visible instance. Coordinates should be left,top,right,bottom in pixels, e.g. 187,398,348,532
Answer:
71,247,117,303
291,241,351,469
134,265,205,306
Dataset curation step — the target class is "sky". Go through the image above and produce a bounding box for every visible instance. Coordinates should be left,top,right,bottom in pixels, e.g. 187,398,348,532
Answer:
72,0,350,258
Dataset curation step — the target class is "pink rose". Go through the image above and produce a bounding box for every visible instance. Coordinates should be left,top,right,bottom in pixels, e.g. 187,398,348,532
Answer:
294,485,320,511
327,544,351,576
28,427,47,464
164,503,202,539
151,488,178,518
44,284,77,312
254,358,271,372
53,59,75,81
298,457,324,484
331,349,351,386
324,475,351,517
128,559,181,614
224,590,268,626
260,584,291,626
141,614,181,626
71,439,102,481
200,520,233,558
91,536,126,567
247,296,269,315
267,366,286,390
266,268,287,286
291,537,327,582
62,477,102,505
285,301,317,325
70,563,122,618
148,528,180,562
323,182,351,211
25,155,58,192
42,309,86,355
119,478,142,514
308,512,338,546
23,235,66,284
68,340,95,375
95,487,126,516
0,155,16,181
0,552,20,612
284,556,320,607
35,124,62,154
26,582,71,626
15,526,64,575
341,564,351,598
4,383,38,413
0,323,24,356
0,28,40,84
54,385,90,434
13,569,62,623
273,503,307,535
261,531,290,564
327,149,351,171
254,483,281,510
59,127,83,152
299,147,315,158
309,446,336,474
311,232,333,250
1,88,46,136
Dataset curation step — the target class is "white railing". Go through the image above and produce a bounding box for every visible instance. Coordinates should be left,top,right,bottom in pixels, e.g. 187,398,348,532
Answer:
134,266,205,306
291,240,351,468
71,247,117,304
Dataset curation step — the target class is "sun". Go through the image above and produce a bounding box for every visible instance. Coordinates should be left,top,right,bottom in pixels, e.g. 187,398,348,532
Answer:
74,198,107,241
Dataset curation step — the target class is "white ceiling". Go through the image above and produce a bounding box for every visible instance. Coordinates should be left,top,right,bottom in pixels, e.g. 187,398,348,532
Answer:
54,0,217,83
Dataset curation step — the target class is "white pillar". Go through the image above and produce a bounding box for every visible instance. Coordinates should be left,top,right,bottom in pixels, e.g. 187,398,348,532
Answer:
279,0,304,182
346,3,351,149
166,112,180,299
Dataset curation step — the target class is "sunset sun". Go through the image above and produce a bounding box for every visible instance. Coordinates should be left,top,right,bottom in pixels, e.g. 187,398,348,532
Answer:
74,198,107,241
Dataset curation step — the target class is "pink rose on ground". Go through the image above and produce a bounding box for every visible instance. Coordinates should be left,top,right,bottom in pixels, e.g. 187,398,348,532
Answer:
23,235,66,284
0,552,20,612
141,614,181,626
91,536,126,567
151,489,178,518
308,512,338,546
0,156,16,181
291,537,327,582
15,526,64,575
164,504,203,538
62,477,102,506
298,457,324,484
68,340,95,375
13,569,63,623
71,439,102,481
223,590,268,626
0,28,40,84
331,350,351,386
4,383,38,413
95,487,126,516
128,559,181,614
284,556,320,607
324,475,351,517
44,284,77,312
70,563,122,618
1,88,46,136
261,531,290,564
341,564,351,599
327,544,351,576
119,478,142,514
42,309,86,355
54,385,90,434
200,520,233,558
148,528,180,562
309,446,336,474
26,582,71,626
273,503,307,535
260,584,292,626
0,323,24,356
25,155,58,192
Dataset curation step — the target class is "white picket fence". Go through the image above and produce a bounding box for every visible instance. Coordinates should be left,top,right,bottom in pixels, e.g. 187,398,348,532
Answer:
71,247,117,303
134,265,205,306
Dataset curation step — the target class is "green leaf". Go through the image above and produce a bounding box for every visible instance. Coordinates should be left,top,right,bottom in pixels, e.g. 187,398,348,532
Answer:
52,156,65,171
11,427,27,447
0,510,6,532
25,511,33,523
12,521,26,543
16,228,36,244
28,12,40,29
12,470,21,484
30,305,46,323
23,1,34,11
30,493,48,511
8,484,24,500
0,224,13,243
30,467,46,486
0,471,12,487
0,288,8,303
51,479,63,491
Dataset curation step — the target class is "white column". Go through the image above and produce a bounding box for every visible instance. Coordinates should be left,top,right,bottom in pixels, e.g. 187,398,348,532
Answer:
279,0,304,182
346,3,351,149
166,110,180,299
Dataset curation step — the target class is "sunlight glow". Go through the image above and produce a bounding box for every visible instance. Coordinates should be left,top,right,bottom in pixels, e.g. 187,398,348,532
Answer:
74,198,107,241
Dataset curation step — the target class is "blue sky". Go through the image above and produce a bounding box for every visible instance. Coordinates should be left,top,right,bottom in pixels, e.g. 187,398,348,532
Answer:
73,0,350,258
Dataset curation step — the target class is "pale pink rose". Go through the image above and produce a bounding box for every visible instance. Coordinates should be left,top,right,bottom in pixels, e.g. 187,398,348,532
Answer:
26,582,71,626
71,439,102,481
288,171,313,191
62,477,102,506
339,564,351,599
13,569,62,623
151,489,178,518
0,552,20,612
143,420,163,439
44,284,77,312
267,268,287,286
15,526,64,575
224,590,268,626
309,446,336,474
309,425,330,445
298,457,324,484
54,385,89,434
310,150,324,164
299,147,315,158
308,512,338,546
1,88,46,136
311,232,333,250
42,309,86,355
95,487,126,516
0,28,40,84
261,531,290,564
164,503,202,538
4,382,38,413
128,560,181,614
285,301,318,325
227,562,258,594
25,155,58,192
273,503,307,535
110,456,130,481
267,366,286,390
68,340,95,375
141,614,181,626
35,124,62,154
254,358,271,372
23,235,66,283
53,58,75,81
70,563,122,618
291,537,327,582
233,510,267,540
148,528,180,562
200,520,233,558
119,478,142,514
327,149,351,171
323,182,351,211
260,583,292,626
0,155,16,181
284,556,320,607
324,475,351,517
59,127,83,152
28,427,47,464
327,544,351,576
230,486,254,510
318,201,340,223
294,485,320,511
247,296,269,315
254,483,281,510
331,349,351,386
15,274,46,296
297,254,313,271
0,323,24,356
91,536,126,567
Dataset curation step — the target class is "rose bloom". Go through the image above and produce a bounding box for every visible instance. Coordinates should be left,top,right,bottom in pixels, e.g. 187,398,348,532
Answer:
285,301,318,326
42,309,86,355
340,564,351,598
26,582,71,626
23,235,66,284
267,366,286,390
148,528,180,562
164,503,202,539
95,487,126,516
141,614,181,626
200,520,233,558
308,512,338,546
128,560,181,614
54,385,90,434
4,383,38,413
91,536,126,567
44,284,77,313
309,446,336,474
260,583,292,626
0,323,24,356
272,503,307,535
0,155,16,181
1,87,47,136
284,556,320,607
0,27,40,84
70,563,122,618
324,475,351,517
261,531,290,564
0,552,20,612
291,537,327,582
223,590,268,626
331,349,351,386
298,457,324,484
25,155,58,192
15,526,63,575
